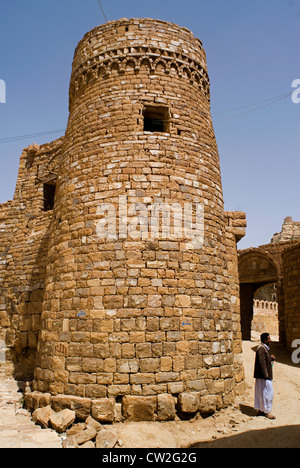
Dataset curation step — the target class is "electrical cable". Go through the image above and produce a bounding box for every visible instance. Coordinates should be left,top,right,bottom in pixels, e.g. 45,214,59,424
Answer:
0,129,65,145
211,91,292,116
212,91,293,122
97,0,108,23
0,90,292,145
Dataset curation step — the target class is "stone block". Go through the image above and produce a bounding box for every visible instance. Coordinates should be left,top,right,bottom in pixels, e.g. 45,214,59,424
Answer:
85,384,107,399
49,409,76,433
74,426,97,446
175,295,191,308
122,395,157,421
91,398,115,423
96,429,118,449
199,395,218,414
103,295,123,309
177,392,200,413
25,391,51,411
85,415,102,431
52,395,91,421
167,382,184,394
32,405,55,429
157,394,176,421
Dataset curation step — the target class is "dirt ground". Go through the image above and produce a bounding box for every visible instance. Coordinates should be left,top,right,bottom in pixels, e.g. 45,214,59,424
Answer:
115,341,300,449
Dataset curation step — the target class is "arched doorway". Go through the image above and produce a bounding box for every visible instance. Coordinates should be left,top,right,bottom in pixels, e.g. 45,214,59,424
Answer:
238,249,280,340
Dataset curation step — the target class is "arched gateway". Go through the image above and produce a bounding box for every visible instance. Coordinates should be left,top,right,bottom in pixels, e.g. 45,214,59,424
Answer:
238,248,280,341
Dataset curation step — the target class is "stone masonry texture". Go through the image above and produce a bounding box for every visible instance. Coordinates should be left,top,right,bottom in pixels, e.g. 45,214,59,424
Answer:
238,238,300,346
282,244,300,350
0,18,247,421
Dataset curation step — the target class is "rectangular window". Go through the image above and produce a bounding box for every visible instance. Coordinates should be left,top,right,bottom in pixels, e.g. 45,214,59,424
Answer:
143,106,169,133
43,183,56,211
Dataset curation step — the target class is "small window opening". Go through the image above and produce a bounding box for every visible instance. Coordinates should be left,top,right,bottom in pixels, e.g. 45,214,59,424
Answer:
43,183,56,212
143,106,169,133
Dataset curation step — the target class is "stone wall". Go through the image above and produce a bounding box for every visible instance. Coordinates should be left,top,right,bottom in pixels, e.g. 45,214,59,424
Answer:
272,217,300,243
1,18,246,421
224,211,246,386
282,244,300,350
0,139,63,378
252,300,279,339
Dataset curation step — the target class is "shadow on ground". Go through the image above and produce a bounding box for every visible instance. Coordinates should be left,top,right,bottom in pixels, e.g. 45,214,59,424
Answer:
190,425,300,448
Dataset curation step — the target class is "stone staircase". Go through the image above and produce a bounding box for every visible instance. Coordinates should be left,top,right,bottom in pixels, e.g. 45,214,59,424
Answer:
0,339,14,379
0,376,62,448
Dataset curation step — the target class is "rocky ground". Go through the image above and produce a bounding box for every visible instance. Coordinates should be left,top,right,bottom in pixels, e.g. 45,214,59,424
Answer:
1,340,299,448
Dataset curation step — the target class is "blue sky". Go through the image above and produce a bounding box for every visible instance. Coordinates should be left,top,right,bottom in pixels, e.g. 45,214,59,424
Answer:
0,0,299,249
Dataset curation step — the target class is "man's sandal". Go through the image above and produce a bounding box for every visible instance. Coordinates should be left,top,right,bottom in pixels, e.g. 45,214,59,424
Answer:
265,413,276,420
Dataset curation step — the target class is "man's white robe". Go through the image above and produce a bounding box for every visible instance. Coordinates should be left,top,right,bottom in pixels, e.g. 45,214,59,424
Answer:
254,378,274,414
254,343,274,414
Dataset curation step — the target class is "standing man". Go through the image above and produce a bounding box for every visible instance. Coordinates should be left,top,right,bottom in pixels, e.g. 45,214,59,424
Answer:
254,333,276,419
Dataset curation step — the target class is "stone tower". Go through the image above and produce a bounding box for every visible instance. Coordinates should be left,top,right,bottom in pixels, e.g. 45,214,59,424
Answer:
1,18,246,421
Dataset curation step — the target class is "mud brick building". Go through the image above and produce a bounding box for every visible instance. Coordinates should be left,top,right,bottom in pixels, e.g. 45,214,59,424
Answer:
0,18,247,421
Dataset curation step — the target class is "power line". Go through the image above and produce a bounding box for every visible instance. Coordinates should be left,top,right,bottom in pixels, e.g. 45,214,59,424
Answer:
211,91,292,116
0,90,293,144
0,129,65,145
212,91,292,122
97,0,108,23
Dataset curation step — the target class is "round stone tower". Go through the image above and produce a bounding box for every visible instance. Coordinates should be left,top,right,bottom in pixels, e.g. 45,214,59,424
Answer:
31,18,245,421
